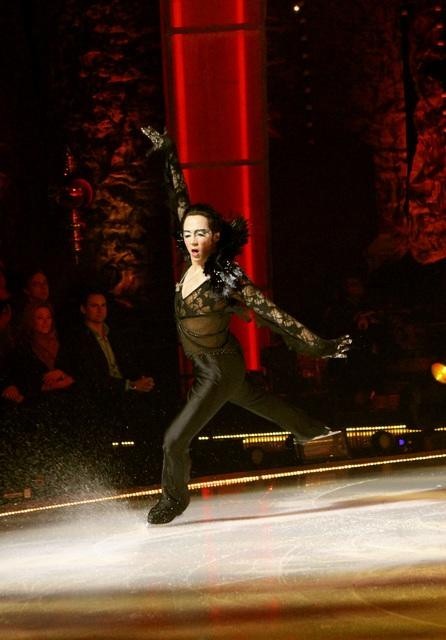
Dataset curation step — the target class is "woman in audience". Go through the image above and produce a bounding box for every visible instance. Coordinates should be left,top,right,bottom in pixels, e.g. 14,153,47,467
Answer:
2,298,76,495
12,302,73,400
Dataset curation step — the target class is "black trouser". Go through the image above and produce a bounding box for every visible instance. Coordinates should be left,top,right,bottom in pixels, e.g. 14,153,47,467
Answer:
161,350,326,508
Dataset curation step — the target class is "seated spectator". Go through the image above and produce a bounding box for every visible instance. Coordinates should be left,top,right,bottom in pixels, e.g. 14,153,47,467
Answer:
58,289,155,396
0,266,24,404
324,273,381,337
0,265,25,498
23,269,50,305
323,272,387,411
11,268,55,336
11,302,74,400
57,288,163,485
58,290,165,462
1,301,76,497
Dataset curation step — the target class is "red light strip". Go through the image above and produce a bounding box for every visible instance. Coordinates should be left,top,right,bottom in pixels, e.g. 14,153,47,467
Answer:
170,0,183,26
167,0,263,369
171,34,189,161
236,1,261,368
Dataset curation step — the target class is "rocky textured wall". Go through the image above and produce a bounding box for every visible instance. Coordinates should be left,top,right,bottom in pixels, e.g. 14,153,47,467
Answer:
407,0,446,264
52,0,171,308
329,0,446,268
343,0,409,268
2,0,446,302
268,0,446,278
366,0,446,267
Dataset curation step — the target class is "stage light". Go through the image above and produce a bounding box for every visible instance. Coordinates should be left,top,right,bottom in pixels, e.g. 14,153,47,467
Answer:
293,4,301,12
198,425,426,443
199,431,291,441
431,362,446,383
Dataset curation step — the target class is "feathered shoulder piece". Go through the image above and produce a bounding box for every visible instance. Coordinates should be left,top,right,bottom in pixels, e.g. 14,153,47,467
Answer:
217,216,249,262
204,216,250,297
206,259,247,298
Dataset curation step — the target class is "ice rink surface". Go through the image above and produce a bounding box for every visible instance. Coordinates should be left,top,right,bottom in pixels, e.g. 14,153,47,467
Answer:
1,459,446,639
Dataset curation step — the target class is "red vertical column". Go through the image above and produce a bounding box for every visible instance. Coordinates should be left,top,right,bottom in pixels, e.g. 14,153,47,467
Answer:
160,0,269,370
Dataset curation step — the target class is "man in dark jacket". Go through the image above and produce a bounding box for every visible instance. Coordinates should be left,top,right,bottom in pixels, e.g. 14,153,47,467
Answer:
59,289,155,396
57,289,162,484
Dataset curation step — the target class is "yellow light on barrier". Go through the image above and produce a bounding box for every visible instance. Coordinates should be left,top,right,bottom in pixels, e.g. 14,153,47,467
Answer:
3,450,446,519
431,362,446,383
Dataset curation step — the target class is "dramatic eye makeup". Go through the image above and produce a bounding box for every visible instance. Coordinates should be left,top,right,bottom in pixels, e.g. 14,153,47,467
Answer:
183,229,211,239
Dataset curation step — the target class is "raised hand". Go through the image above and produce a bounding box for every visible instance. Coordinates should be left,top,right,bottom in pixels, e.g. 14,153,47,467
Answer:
141,124,190,220
331,334,352,359
140,125,169,152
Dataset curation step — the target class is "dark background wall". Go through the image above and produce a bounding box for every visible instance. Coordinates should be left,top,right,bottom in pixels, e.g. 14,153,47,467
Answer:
0,0,178,393
1,0,446,330
267,0,446,328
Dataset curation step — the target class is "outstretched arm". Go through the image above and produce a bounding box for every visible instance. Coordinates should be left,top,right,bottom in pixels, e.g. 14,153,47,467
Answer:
141,125,190,223
233,276,351,358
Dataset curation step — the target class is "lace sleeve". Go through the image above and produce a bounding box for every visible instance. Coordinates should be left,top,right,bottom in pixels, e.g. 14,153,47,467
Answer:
237,281,346,358
164,141,189,222
141,126,190,222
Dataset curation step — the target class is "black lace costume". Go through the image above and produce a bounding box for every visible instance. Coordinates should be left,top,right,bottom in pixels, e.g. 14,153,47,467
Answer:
176,265,339,358
141,126,349,523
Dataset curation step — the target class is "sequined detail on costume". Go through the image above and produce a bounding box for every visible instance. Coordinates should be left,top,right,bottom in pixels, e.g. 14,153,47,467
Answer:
207,260,247,298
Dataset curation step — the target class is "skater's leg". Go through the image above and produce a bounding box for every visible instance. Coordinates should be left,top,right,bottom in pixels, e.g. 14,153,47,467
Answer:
148,352,245,524
230,376,332,444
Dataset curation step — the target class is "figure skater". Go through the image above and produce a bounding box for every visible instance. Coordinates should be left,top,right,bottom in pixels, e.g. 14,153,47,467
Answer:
141,126,351,524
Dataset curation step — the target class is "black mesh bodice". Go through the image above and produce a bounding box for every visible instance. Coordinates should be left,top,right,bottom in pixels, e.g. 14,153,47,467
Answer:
175,269,338,358
175,278,237,355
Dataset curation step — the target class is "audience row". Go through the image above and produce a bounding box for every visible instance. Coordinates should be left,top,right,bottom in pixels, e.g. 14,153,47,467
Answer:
2,261,446,495
0,263,169,494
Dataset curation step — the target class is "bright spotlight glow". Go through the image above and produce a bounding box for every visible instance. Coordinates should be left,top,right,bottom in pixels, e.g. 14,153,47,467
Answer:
1,461,446,603
432,362,446,383
293,4,301,12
